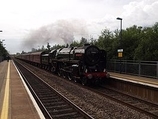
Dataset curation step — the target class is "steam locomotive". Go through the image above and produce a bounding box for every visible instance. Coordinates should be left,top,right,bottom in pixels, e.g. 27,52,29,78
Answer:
16,44,110,85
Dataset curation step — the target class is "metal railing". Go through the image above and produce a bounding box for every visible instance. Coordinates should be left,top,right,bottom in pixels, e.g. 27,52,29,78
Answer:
106,60,158,79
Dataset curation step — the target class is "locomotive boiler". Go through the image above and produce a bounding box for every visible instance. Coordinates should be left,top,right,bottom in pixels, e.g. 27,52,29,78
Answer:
49,44,109,85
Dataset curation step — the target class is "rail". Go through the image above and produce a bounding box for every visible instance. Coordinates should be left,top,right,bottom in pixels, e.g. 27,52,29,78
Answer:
87,85,158,118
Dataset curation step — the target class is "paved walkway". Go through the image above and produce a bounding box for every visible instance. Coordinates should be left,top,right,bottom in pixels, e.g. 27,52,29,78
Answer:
110,72,158,88
0,60,41,119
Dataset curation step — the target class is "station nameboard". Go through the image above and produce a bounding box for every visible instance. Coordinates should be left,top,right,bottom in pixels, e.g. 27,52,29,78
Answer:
117,49,123,58
118,52,123,57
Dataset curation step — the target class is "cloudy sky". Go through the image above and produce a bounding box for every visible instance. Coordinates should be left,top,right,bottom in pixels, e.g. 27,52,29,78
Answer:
0,0,158,54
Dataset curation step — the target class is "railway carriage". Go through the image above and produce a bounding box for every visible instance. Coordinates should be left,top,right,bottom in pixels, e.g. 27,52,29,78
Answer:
16,53,30,62
29,52,42,65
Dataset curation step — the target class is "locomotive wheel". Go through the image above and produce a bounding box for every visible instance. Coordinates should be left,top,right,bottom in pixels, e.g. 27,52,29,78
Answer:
57,67,63,76
51,66,56,73
63,71,66,78
57,72,61,76
59,70,64,77
74,78,78,83
81,77,88,85
67,73,72,80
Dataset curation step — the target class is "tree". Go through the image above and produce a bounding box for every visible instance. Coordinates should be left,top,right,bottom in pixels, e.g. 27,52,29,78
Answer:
0,41,9,60
47,42,51,51
31,48,37,52
21,51,26,54
41,45,45,51
135,23,158,60
80,37,88,46
70,41,80,47
96,28,117,59
121,25,141,60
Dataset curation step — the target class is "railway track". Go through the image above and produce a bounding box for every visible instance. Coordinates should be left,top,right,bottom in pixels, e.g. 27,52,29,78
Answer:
14,60,94,119
88,85,158,118
13,59,154,118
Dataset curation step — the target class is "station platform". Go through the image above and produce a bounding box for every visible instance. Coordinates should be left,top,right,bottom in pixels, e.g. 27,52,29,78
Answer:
0,60,43,119
109,72,158,88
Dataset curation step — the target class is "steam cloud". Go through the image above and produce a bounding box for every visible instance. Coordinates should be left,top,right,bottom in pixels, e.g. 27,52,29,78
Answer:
23,19,88,50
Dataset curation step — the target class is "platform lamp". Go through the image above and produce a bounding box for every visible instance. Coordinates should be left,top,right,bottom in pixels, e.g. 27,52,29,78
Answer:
116,17,123,73
116,17,122,46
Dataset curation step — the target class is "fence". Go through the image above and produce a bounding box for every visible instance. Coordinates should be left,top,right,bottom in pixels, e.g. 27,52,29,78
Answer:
106,60,158,79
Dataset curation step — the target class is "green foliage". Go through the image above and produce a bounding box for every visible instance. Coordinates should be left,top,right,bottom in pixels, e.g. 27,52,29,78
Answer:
134,23,158,61
70,37,89,47
95,29,118,59
97,23,158,61
120,25,141,60
70,40,81,47
0,41,8,60
47,42,51,51
51,44,66,49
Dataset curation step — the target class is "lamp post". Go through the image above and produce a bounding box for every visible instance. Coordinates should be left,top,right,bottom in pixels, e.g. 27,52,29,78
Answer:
116,17,122,47
116,17,123,73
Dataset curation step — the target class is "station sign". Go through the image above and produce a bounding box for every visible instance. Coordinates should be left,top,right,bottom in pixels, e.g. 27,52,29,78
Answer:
117,49,123,58
118,52,123,57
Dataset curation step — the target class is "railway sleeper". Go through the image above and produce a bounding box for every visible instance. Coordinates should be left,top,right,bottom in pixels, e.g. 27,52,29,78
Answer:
46,104,70,109
51,108,76,114
51,112,80,118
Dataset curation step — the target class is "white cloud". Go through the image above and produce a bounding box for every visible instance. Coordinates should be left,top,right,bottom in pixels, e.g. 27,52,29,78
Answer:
122,0,158,27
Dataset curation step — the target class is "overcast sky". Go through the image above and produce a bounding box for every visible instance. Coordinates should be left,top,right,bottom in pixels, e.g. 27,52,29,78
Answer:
0,0,158,54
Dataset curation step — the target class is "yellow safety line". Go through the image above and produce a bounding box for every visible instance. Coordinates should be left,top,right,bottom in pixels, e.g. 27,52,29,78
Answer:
0,61,10,119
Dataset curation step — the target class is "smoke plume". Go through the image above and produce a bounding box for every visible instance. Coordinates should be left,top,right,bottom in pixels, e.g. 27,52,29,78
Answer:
22,19,88,50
